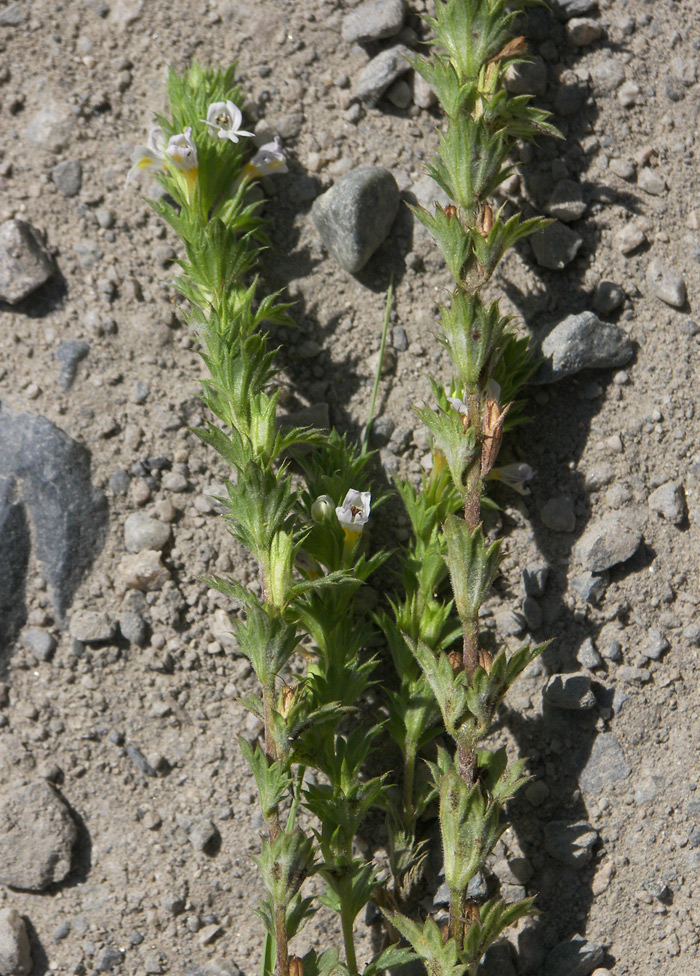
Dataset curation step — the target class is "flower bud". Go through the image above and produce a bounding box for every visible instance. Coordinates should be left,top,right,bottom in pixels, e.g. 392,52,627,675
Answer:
447,649,463,673
478,648,493,674
311,494,334,522
280,685,296,718
289,957,304,976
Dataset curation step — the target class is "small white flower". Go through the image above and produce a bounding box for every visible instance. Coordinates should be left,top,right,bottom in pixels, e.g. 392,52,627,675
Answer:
447,395,469,415
202,100,254,144
125,126,166,185
166,126,198,172
335,489,371,537
489,462,535,495
311,494,334,522
245,136,288,178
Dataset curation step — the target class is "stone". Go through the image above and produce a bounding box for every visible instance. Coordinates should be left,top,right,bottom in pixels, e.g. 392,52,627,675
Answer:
638,167,666,196
124,512,172,553
544,821,598,865
52,159,82,197
567,17,603,45
670,57,697,87
646,258,686,308
0,219,55,304
522,595,542,631
118,612,148,646
0,908,31,976
577,637,603,670
479,941,517,976
21,627,56,662
504,56,547,96
640,628,669,661
342,0,405,44
97,946,124,972
609,157,635,180
615,221,646,254
589,58,625,94
544,674,596,710
0,403,108,620
546,179,586,222
540,495,576,532
616,665,651,685
0,475,30,652
580,733,631,794
534,311,633,383
0,2,26,25
544,935,604,976
521,564,549,598
25,101,75,153
618,80,640,108
312,167,399,273
648,481,686,524
386,79,412,109
0,781,77,890
188,819,219,852
55,339,89,391
413,72,437,109
574,514,642,571
355,44,413,107
593,280,624,316
551,0,598,19
525,780,549,806
570,572,607,605
69,610,116,644
118,550,171,591
635,774,664,804
531,221,583,270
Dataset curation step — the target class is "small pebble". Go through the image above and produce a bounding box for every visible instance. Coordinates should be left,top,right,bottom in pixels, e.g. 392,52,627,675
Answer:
646,258,686,308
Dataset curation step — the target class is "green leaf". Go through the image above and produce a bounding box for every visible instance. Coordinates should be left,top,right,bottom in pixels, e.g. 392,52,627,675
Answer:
238,738,292,820
364,946,418,976
386,913,467,976
410,204,472,283
443,516,502,623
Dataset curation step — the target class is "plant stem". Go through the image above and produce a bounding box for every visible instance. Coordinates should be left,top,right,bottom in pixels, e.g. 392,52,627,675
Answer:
361,276,394,456
340,899,359,976
275,904,290,976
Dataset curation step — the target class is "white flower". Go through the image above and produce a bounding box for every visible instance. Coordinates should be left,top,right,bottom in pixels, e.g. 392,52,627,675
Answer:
311,494,334,522
245,136,288,178
202,100,254,144
335,489,371,537
165,126,198,172
125,126,166,185
489,462,535,495
447,395,469,415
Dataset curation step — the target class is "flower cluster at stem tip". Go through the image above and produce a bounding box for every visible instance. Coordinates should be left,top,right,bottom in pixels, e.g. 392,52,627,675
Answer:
125,100,288,190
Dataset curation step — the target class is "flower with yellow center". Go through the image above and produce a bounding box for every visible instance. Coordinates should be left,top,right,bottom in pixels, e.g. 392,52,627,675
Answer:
165,126,199,199
335,489,371,544
125,126,166,185
201,100,254,144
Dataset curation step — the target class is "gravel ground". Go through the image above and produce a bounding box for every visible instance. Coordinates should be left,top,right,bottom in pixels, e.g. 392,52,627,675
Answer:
1,1,700,975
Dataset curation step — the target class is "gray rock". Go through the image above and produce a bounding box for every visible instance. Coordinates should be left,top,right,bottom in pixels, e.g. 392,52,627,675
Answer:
109,469,131,496
569,572,607,604
544,821,598,865
0,476,30,652
312,167,399,273
0,782,77,890
412,174,452,211
118,611,148,646
0,219,55,304
0,2,26,25
577,637,603,670
589,57,625,94
386,79,412,109
580,733,631,793
546,180,586,222
646,258,686,308
640,628,669,661
355,44,413,106
0,908,31,976
544,934,604,976
683,623,700,647
567,17,603,45
616,665,651,685
635,774,664,804
69,610,116,644
522,596,542,631
575,514,642,571
593,280,624,316
505,55,547,96
494,608,526,637
648,481,686,524
534,311,633,383
188,819,219,852
342,0,405,44
25,101,75,153
479,941,517,976
525,780,549,806
638,167,666,196
551,0,598,19
521,563,549,597
369,416,395,447
392,326,408,351
0,403,108,620
540,495,576,532
124,512,171,554
615,221,646,254
126,745,157,777
55,340,89,391
97,946,125,972
52,159,82,197
544,674,596,710
609,157,635,180
531,221,583,270
413,72,437,109
601,636,622,662
22,627,56,662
